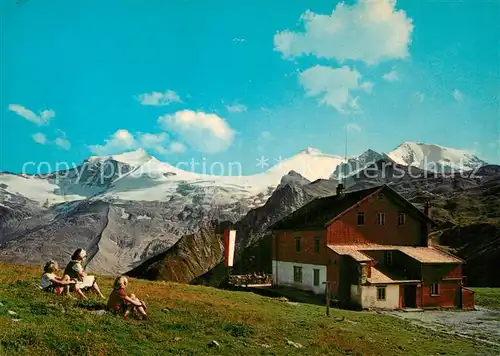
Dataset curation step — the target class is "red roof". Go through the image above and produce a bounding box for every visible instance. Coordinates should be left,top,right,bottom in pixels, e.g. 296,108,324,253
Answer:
328,244,463,264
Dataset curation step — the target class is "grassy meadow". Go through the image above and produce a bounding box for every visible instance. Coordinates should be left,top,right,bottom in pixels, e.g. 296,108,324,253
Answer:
471,288,500,311
0,262,498,356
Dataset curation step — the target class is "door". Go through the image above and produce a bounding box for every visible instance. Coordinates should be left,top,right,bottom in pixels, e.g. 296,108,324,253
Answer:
402,285,417,308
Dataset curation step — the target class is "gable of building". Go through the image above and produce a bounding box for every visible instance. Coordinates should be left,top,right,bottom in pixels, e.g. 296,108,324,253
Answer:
269,184,435,231
269,186,381,230
325,188,432,245
324,185,435,228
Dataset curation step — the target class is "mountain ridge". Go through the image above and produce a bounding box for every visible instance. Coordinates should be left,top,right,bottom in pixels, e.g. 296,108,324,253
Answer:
0,141,491,275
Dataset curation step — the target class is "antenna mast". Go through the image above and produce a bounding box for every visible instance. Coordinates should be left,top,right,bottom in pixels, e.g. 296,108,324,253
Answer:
343,124,348,186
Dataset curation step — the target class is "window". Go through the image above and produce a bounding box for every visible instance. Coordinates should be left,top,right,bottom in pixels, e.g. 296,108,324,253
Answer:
295,237,301,252
293,266,302,283
378,212,386,225
314,237,320,253
398,213,406,226
378,193,384,200
313,269,320,286
357,212,365,225
385,251,393,266
377,286,386,300
430,283,439,296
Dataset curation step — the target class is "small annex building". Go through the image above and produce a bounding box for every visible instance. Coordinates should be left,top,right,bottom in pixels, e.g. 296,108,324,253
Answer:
269,184,475,310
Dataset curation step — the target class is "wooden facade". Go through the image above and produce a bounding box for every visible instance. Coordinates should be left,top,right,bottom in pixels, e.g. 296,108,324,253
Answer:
325,192,426,246
270,184,474,310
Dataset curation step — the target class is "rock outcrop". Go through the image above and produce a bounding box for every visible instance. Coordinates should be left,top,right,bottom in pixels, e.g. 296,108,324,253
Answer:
126,221,234,283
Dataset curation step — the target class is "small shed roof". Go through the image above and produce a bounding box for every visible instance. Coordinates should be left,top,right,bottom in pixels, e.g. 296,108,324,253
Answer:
328,246,373,262
367,267,421,285
398,246,464,264
328,244,464,264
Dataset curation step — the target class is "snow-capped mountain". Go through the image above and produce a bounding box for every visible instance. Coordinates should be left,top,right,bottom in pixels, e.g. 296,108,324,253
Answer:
0,147,344,274
331,142,487,181
1,142,483,210
0,147,344,207
386,142,486,172
330,149,390,179
0,141,489,275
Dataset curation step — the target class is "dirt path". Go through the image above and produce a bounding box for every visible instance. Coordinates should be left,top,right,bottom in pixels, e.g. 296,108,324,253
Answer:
384,307,500,347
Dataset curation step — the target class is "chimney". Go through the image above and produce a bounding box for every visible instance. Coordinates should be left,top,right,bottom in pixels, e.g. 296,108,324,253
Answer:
424,200,432,246
424,200,431,218
336,183,345,197
359,263,369,284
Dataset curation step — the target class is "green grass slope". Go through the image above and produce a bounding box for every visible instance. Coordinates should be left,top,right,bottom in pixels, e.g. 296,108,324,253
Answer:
0,263,497,356
472,288,500,311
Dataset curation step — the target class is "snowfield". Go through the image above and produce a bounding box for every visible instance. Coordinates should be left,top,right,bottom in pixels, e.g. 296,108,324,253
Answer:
0,147,345,205
0,141,490,275
387,141,484,172
0,142,487,208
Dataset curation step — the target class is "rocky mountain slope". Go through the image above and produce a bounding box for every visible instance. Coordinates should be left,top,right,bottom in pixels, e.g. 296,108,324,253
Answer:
0,148,342,272
330,149,390,179
133,162,500,287
330,142,486,180
0,195,251,275
438,224,500,287
126,220,234,283
0,141,491,276
126,172,338,283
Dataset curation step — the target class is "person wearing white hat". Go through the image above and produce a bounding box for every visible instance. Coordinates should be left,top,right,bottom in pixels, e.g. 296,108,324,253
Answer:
64,248,105,299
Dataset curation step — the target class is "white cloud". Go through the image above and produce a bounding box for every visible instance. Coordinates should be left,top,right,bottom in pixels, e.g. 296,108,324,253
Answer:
346,123,361,132
8,104,55,125
226,103,247,113
90,131,172,155
31,130,71,149
138,132,173,155
359,81,374,94
55,129,67,137
89,128,190,156
158,110,235,153
32,132,48,145
232,37,246,43
348,97,361,111
298,65,363,113
139,132,168,147
168,142,187,153
453,89,464,101
55,137,71,150
274,0,414,64
53,130,71,150
136,90,182,106
382,70,399,82
89,129,138,155
413,92,425,103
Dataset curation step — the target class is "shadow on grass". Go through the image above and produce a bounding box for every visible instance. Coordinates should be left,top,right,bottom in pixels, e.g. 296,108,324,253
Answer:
225,285,362,310
76,299,107,311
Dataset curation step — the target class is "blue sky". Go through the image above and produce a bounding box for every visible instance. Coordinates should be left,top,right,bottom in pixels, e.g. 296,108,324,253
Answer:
1,0,498,174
